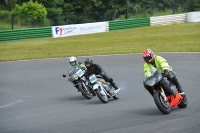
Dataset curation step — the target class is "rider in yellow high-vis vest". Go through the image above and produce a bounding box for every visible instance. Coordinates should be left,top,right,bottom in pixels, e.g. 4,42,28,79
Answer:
144,55,172,77
142,49,185,96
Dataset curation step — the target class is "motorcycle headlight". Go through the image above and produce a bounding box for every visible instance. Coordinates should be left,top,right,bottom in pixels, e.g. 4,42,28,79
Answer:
73,74,78,80
146,78,156,86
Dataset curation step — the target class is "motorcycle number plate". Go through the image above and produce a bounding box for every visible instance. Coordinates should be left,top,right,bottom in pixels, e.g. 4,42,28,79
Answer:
76,69,84,77
89,74,97,84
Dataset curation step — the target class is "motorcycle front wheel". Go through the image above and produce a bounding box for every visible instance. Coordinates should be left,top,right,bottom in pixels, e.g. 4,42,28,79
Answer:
78,83,92,99
154,91,171,114
95,88,108,103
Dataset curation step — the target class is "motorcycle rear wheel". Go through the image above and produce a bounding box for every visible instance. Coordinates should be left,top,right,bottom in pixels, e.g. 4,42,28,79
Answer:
95,88,108,103
154,91,171,114
178,95,188,108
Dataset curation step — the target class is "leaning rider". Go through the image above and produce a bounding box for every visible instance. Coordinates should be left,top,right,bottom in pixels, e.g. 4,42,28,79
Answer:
63,56,86,91
84,58,120,94
142,49,185,96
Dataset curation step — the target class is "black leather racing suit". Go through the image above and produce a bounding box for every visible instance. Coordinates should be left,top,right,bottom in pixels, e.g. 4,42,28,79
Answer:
84,63,119,90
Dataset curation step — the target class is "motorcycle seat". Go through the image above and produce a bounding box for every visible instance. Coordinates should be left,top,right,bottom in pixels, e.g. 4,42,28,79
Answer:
97,78,107,84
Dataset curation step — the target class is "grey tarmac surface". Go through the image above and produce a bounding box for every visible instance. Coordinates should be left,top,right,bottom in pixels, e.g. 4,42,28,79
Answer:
0,53,200,133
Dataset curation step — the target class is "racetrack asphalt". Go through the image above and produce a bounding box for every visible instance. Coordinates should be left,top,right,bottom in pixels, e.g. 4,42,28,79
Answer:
0,53,200,133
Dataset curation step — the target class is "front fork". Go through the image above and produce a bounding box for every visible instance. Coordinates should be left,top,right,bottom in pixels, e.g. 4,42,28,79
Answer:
153,87,168,102
93,83,109,96
82,82,88,91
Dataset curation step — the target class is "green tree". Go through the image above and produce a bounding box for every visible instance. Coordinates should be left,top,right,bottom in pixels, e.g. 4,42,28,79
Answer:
13,0,47,27
193,0,200,11
62,0,126,23
0,0,17,11
37,0,64,25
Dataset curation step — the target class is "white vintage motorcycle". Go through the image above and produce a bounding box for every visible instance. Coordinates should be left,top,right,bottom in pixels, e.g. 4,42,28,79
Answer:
89,74,120,103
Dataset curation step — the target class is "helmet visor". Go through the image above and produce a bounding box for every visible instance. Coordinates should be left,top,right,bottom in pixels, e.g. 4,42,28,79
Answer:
144,56,153,64
85,62,91,68
70,61,76,66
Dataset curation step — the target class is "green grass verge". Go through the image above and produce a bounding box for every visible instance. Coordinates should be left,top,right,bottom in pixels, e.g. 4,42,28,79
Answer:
0,22,200,61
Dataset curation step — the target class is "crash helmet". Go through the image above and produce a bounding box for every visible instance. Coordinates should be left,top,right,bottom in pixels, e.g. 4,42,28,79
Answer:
84,58,93,68
142,49,155,64
69,56,77,66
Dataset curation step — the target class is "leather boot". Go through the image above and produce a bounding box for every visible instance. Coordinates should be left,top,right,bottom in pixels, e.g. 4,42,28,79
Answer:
173,78,185,95
111,82,119,90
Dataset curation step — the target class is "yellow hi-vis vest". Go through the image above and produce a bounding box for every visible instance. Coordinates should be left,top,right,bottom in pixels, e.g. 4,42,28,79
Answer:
144,55,172,77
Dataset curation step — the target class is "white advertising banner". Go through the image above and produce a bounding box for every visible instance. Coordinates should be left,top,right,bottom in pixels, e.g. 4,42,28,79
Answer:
52,22,106,38
187,12,200,22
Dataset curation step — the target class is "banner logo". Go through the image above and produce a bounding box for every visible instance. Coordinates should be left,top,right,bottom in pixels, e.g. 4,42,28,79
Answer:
55,27,62,36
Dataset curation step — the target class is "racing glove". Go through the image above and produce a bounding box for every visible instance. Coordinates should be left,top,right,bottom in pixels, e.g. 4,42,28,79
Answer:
78,61,82,65
163,70,170,79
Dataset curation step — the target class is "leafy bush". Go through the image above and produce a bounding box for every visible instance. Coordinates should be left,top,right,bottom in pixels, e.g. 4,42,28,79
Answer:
0,10,11,22
0,10,12,30
193,0,200,11
12,0,48,27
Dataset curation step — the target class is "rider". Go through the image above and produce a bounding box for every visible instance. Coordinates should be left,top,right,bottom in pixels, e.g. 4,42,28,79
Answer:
142,49,185,96
68,56,86,71
84,58,120,94
63,56,86,91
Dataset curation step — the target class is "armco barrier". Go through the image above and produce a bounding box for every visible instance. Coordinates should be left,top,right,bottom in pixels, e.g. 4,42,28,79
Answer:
0,27,52,42
150,13,187,26
109,18,150,31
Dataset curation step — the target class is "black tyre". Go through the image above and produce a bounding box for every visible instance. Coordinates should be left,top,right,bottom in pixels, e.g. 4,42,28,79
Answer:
95,88,108,103
78,84,92,99
178,95,188,108
153,91,171,114
113,93,119,99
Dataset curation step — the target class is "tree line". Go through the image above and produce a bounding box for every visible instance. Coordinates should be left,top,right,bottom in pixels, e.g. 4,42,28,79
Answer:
0,0,199,28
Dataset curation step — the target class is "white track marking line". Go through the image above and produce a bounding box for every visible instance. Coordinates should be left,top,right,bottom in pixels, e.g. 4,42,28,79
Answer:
0,100,23,109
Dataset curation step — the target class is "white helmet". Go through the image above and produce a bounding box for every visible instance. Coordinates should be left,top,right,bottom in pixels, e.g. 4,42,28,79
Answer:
69,56,76,65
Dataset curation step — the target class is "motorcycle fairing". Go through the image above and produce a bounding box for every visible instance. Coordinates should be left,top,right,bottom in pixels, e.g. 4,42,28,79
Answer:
167,91,183,107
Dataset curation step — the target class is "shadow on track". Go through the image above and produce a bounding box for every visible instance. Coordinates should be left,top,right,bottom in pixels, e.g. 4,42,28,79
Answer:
130,107,188,116
59,95,87,102
128,107,163,116
86,97,119,105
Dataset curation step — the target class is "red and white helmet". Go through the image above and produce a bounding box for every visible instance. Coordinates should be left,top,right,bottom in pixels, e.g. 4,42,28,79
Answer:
142,49,155,64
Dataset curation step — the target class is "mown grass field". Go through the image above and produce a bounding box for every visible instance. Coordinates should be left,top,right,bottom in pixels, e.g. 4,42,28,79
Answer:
0,23,200,61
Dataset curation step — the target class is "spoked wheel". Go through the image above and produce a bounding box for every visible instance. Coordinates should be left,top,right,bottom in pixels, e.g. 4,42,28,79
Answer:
154,91,171,114
95,88,108,103
78,84,92,99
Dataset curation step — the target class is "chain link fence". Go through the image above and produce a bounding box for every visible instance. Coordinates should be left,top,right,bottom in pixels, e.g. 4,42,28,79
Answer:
0,10,117,30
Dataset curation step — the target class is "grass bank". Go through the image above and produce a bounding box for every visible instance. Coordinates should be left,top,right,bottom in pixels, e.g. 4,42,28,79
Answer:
0,23,200,61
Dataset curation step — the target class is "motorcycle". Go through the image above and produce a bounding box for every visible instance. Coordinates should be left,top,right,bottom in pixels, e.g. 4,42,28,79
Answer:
89,74,120,103
143,69,188,114
67,66,96,99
